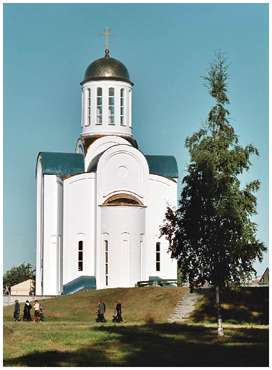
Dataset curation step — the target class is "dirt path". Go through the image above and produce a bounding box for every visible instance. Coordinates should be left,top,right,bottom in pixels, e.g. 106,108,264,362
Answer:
168,291,201,322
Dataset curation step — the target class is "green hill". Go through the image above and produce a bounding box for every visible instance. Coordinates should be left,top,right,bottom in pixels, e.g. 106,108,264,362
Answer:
3,286,268,367
4,287,188,323
191,287,268,324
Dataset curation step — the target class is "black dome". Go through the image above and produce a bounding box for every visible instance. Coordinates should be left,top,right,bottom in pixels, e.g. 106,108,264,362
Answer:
81,49,133,85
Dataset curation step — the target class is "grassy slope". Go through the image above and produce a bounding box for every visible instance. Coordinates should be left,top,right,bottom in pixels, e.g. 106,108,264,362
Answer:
4,287,187,323
191,287,269,324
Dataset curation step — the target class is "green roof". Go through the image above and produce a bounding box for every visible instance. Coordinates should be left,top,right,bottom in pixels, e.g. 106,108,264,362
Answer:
38,152,84,177
88,151,178,179
145,155,178,178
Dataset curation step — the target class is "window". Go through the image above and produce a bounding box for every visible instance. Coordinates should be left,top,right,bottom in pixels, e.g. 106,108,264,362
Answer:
156,242,160,271
88,88,91,125
78,241,83,271
96,87,102,124
120,88,125,125
105,240,109,286
81,89,84,127
103,193,144,206
108,87,114,124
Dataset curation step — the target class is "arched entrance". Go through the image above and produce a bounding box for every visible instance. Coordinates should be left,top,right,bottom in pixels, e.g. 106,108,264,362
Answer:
101,194,145,288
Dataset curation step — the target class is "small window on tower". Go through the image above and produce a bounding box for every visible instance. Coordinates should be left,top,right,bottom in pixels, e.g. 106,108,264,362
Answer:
156,242,160,271
120,88,125,125
108,87,115,124
88,88,91,125
96,87,102,124
78,241,83,271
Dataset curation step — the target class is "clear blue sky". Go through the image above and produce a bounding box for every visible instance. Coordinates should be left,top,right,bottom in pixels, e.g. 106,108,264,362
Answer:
4,3,268,275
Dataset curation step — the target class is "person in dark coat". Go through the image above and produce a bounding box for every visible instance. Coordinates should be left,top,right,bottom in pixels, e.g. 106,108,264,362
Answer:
112,302,123,323
96,300,106,322
13,300,20,321
23,300,32,321
40,303,44,321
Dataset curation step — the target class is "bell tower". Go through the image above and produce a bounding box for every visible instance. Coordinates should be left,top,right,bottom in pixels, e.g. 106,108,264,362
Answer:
80,31,133,140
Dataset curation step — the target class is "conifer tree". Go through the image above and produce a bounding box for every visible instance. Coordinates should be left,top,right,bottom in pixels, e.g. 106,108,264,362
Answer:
160,55,266,335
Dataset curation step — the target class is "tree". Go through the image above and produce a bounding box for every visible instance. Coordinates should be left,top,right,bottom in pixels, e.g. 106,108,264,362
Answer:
160,54,266,335
3,263,35,292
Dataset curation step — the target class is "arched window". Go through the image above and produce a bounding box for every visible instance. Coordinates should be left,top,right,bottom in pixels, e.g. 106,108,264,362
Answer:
108,87,114,124
120,88,125,125
78,241,83,271
96,87,102,124
103,194,144,206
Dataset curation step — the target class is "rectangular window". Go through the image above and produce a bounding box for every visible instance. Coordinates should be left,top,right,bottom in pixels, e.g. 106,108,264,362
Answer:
78,241,83,271
105,240,109,286
96,87,102,124
88,88,91,125
120,88,125,125
156,242,160,271
108,87,114,124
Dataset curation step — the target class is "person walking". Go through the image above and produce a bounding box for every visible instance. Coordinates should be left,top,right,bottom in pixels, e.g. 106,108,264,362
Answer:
40,303,44,321
13,300,20,321
34,300,40,322
23,300,32,321
96,300,106,322
112,302,123,323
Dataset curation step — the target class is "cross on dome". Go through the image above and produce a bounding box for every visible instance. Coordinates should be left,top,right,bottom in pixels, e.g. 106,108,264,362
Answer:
103,27,111,56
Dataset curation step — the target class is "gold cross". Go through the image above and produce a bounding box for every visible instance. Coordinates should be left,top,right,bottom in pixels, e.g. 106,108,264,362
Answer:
103,27,111,51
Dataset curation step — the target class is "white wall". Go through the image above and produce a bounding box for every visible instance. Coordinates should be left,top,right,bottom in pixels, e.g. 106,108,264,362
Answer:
84,136,131,172
96,144,149,205
63,173,96,286
42,175,63,295
35,157,43,295
145,174,178,280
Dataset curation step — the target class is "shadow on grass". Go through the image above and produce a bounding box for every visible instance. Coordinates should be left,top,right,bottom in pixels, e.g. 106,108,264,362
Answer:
4,323,268,367
192,287,269,324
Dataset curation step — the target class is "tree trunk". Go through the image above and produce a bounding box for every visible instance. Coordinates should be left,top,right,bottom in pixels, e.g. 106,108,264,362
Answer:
216,286,224,336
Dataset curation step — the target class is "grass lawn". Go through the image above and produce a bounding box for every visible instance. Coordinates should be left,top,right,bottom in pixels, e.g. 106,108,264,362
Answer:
3,287,269,367
4,321,268,366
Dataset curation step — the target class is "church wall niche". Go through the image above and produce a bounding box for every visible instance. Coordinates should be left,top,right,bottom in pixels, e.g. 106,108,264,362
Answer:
101,206,145,288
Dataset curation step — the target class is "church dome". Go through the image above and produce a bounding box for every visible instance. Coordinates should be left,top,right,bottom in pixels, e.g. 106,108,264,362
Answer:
81,49,133,85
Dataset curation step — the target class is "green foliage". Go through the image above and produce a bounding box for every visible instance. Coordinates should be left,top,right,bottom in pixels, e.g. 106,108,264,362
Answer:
3,263,35,289
161,54,266,289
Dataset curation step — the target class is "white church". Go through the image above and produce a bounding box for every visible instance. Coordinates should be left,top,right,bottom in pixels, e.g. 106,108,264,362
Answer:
35,45,178,295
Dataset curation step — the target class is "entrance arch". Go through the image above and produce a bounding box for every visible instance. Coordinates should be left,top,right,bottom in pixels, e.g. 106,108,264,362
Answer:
101,204,145,288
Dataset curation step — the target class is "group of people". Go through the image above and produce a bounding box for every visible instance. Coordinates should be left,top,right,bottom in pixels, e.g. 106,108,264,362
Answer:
13,299,44,322
96,301,123,323
13,298,121,323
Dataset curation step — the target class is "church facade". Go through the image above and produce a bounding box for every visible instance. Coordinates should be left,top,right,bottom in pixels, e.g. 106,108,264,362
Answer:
35,48,178,295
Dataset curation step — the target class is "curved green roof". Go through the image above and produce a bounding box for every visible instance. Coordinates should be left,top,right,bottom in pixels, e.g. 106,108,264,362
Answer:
145,155,178,179
88,151,178,179
38,152,84,177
